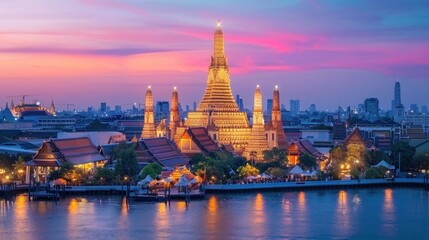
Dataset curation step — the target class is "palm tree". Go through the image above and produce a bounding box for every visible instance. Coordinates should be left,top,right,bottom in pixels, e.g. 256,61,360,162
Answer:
13,156,26,181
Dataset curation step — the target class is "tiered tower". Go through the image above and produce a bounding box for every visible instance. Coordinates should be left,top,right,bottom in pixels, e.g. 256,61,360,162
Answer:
243,85,269,161
48,99,56,116
271,86,287,149
141,86,156,139
169,87,180,140
185,21,251,150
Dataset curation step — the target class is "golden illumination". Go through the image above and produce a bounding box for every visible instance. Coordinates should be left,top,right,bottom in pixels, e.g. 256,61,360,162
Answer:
217,20,221,29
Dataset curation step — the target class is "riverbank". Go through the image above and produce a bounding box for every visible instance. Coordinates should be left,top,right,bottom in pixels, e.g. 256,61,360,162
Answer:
2,178,428,198
205,178,428,193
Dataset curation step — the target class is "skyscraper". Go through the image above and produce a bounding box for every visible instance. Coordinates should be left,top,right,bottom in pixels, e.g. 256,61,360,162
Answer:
392,81,405,123
290,99,300,116
266,99,273,115
364,98,379,117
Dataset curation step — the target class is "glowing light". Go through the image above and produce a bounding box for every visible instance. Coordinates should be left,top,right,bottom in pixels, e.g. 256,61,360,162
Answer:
173,86,177,90
217,20,221,29
148,85,151,89
256,84,260,88
275,85,278,89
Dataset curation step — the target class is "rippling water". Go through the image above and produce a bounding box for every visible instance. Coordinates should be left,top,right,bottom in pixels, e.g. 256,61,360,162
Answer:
1,188,428,239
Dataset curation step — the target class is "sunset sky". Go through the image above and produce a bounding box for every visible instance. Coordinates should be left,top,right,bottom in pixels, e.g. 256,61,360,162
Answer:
1,0,429,111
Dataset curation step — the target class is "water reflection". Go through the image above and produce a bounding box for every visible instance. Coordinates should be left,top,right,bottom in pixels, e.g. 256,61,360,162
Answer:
381,188,396,237
335,190,350,236
154,203,170,239
249,193,266,237
205,195,219,239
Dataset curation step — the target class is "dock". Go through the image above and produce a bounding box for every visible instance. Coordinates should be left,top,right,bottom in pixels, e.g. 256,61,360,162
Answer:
129,186,205,202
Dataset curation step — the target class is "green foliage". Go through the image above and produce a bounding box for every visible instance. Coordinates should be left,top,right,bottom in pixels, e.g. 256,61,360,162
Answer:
367,149,391,166
114,147,138,178
263,147,287,164
86,118,110,131
350,168,360,179
266,167,284,178
298,153,318,171
392,141,415,171
412,153,429,171
94,168,117,184
191,151,246,183
365,167,385,179
48,162,79,182
237,163,260,178
140,163,163,179
326,147,347,179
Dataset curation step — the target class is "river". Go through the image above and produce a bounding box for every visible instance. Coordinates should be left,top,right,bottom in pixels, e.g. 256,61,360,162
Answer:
1,187,428,239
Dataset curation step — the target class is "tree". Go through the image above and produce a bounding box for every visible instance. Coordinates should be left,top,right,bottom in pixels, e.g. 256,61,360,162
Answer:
367,149,391,166
298,153,318,171
140,163,163,179
94,168,117,184
263,147,287,166
392,141,415,171
412,153,429,171
237,163,260,178
115,148,138,179
326,147,346,179
267,167,284,178
86,118,110,131
191,151,246,183
365,167,385,179
48,162,79,183
13,156,26,180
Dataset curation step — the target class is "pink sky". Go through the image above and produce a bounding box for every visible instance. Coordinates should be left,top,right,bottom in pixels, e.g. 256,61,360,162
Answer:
1,0,429,111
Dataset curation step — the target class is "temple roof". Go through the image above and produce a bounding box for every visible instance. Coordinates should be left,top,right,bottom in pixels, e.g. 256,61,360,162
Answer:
186,127,220,153
343,127,374,148
288,139,327,160
28,137,107,167
135,137,189,168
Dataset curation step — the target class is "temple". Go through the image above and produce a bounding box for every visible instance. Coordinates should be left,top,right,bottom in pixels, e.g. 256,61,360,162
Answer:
169,87,180,139
140,21,290,162
184,21,251,150
242,85,269,160
141,86,156,139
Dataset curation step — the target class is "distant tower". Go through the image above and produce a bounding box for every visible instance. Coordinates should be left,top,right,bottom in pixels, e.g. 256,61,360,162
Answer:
271,85,287,149
243,85,269,161
392,81,405,123
141,86,156,139
48,99,56,116
169,87,180,140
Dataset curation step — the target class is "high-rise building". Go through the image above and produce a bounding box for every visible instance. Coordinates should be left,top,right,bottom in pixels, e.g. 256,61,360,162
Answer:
364,98,379,117
309,104,316,113
266,99,273,116
290,99,300,116
410,104,419,113
392,81,401,111
392,81,405,123
155,101,170,121
100,102,107,113
421,105,428,114
193,101,197,111
114,105,121,113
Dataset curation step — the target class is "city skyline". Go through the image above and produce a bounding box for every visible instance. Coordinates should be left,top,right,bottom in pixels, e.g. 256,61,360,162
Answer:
1,1,429,110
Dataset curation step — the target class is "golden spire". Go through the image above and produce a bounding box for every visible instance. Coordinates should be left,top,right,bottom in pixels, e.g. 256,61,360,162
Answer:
169,86,180,140
141,85,156,138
